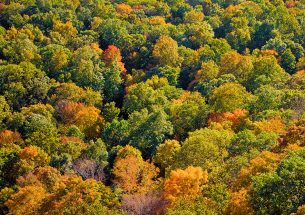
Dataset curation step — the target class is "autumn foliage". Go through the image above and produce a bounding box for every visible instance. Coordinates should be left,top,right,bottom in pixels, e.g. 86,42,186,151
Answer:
164,166,208,204
1,0,305,214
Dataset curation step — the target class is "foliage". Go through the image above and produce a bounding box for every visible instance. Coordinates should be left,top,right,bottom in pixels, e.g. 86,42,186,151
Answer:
1,0,305,213
164,166,208,204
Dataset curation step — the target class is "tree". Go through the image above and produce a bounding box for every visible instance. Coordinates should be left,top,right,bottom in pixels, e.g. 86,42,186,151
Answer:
112,145,159,194
0,96,10,129
20,103,54,122
226,188,253,215
201,38,232,64
228,130,278,156
67,125,85,140
196,60,219,82
98,19,129,48
50,20,78,46
72,158,105,182
0,62,50,110
210,83,253,112
73,105,104,139
25,127,60,155
172,128,233,173
16,146,50,176
127,108,173,159
226,17,251,52
102,45,125,102
0,130,23,149
6,166,120,214
208,109,250,131
121,192,167,215
102,102,120,123
148,66,181,86
184,22,214,49
39,44,71,80
6,185,47,215
55,100,85,124
250,85,284,113
249,23,273,49
23,114,55,137
184,10,204,23
281,48,296,74
85,138,108,166
102,119,130,148
219,51,253,83
254,117,286,134
2,31,40,64
153,140,181,174
50,83,102,107
123,83,168,114
70,45,104,92
55,100,104,138
0,147,20,187
251,150,305,214
164,166,208,204
235,151,283,189
102,45,124,69
280,121,305,147
248,55,289,91
152,35,181,67
169,92,209,139
59,136,87,160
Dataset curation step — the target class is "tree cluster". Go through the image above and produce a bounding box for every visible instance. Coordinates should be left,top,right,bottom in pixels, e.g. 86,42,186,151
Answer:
1,0,305,214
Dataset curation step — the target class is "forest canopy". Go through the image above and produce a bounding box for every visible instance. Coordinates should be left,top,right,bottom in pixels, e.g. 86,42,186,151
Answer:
1,0,305,214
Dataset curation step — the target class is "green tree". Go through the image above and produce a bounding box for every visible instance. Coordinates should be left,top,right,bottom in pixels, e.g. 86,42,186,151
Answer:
123,82,168,114
250,85,284,113
281,48,296,74
39,44,71,81
102,102,120,123
127,108,173,159
70,45,104,91
226,17,251,52
248,55,289,91
98,19,128,48
170,92,209,139
228,130,278,156
184,22,214,49
0,96,10,129
210,83,253,112
0,62,50,110
85,138,109,166
149,66,181,86
172,128,233,173
251,150,305,214
102,45,125,102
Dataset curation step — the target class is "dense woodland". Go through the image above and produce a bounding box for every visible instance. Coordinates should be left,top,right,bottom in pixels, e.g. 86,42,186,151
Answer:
1,0,305,214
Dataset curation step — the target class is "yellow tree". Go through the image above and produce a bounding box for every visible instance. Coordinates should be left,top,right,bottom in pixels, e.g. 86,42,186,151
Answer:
164,166,208,204
74,106,104,139
6,185,46,215
50,21,78,45
219,51,253,83
112,146,159,194
6,167,120,214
